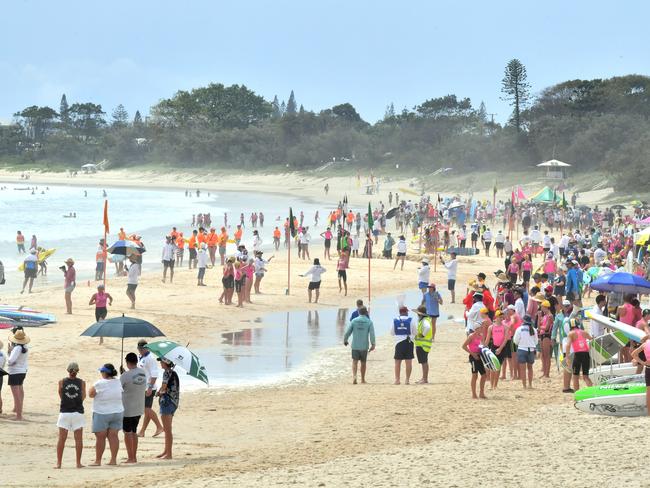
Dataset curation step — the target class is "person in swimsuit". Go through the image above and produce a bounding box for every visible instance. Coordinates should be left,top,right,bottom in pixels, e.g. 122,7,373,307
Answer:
320,228,333,260
485,310,510,389
537,300,555,379
566,320,593,391
461,311,488,399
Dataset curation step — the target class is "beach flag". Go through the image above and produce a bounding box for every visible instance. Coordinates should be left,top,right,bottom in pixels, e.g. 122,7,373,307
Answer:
561,192,568,209
367,202,374,230
289,207,297,237
493,181,497,196
517,186,526,201
103,200,109,234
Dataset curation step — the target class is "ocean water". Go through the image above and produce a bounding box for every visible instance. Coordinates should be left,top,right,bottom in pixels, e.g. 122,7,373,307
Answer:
0,182,325,292
188,289,442,389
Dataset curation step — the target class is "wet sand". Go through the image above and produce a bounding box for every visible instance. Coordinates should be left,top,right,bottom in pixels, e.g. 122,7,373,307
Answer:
0,171,641,487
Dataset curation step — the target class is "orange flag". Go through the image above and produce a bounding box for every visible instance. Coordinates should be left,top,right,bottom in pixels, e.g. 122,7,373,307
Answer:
103,200,109,234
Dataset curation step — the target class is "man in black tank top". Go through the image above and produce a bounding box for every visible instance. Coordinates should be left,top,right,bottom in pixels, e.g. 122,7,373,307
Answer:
56,362,86,469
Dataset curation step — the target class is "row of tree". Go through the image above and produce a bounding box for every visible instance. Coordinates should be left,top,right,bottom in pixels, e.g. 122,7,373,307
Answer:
1,60,649,191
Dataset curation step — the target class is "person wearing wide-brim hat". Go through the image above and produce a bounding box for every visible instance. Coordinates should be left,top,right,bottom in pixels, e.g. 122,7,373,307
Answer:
7,328,30,420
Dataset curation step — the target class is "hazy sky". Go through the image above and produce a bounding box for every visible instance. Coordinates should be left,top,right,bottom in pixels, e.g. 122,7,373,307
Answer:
2,0,648,124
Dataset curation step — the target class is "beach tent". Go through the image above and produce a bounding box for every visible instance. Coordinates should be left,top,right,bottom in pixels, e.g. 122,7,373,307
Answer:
531,186,561,204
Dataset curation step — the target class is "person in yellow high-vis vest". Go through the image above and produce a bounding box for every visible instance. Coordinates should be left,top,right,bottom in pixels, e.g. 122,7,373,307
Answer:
413,305,433,384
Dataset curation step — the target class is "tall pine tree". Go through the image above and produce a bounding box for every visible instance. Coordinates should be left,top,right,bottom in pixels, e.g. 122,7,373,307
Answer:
271,95,281,118
501,59,530,132
111,104,129,127
133,110,143,127
59,94,70,128
280,101,286,116
286,90,297,114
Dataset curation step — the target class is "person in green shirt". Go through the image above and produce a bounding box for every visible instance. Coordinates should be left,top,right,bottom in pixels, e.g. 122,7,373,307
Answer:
383,233,395,259
343,307,376,384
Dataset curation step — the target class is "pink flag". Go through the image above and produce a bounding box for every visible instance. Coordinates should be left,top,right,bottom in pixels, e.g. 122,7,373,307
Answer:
517,186,527,201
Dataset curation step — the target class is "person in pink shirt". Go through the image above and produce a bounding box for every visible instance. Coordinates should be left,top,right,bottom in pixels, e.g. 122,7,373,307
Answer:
63,258,76,314
521,254,533,290
243,259,255,304
336,250,350,296
504,305,522,380
507,260,519,284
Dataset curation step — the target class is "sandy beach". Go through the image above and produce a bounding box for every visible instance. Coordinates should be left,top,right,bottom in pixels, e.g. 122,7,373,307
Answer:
0,170,643,488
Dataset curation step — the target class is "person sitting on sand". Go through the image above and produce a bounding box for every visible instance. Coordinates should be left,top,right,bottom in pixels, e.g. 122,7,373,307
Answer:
461,310,489,399
89,364,123,466
55,362,86,469
343,306,376,384
391,306,414,385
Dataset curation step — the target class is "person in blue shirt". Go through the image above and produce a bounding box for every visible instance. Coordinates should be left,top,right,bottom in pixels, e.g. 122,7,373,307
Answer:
565,260,580,306
422,284,443,342
343,307,376,384
349,299,364,322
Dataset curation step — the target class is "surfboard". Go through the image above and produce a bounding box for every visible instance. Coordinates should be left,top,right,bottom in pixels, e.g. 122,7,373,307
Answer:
17,248,56,270
584,311,646,343
590,331,628,364
590,363,639,384
574,379,647,417
446,247,479,256
0,310,56,323
479,345,500,371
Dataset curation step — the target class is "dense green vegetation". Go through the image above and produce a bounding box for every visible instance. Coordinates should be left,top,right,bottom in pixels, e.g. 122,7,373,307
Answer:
1,60,649,191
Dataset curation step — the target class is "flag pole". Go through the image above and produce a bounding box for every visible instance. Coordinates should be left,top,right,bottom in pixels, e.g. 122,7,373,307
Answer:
103,199,109,289
367,239,371,304
287,236,290,295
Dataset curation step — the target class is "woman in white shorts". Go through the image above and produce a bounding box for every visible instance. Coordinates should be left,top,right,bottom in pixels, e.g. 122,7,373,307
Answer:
56,362,86,469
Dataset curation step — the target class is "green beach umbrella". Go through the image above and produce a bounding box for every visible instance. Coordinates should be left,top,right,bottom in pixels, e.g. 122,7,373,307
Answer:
146,340,209,385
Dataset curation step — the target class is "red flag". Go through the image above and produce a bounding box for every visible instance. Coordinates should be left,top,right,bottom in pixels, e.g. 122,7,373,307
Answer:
103,200,109,234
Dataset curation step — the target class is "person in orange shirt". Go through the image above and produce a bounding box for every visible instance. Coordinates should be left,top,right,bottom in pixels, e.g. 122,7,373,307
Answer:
273,227,281,250
118,228,126,240
346,211,354,231
170,227,179,240
234,225,243,246
218,227,228,265
207,228,218,266
188,230,198,269
176,232,185,267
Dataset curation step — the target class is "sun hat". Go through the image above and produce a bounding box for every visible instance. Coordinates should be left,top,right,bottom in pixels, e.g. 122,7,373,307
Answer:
65,258,75,265
541,300,551,308
496,272,510,283
479,307,489,314
421,257,429,264
531,292,546,303
495,310,503,317
67,362,80,372
9,329,30,345
412,305,428,316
